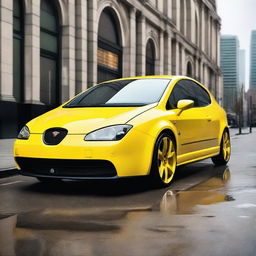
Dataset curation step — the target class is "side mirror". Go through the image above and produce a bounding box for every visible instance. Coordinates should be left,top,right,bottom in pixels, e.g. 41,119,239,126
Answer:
177,99,194,111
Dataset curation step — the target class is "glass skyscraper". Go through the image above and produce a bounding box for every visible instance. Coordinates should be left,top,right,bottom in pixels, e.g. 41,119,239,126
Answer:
250,31,256,89
220,35,240,113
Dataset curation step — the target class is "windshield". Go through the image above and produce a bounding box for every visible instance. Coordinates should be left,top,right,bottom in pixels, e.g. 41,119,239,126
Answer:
64,79,171,108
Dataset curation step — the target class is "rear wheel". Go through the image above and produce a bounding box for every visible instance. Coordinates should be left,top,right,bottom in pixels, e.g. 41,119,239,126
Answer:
211,130,231,166
150,133,177,187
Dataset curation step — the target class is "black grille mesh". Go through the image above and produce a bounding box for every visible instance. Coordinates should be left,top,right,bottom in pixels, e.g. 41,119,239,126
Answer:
16,157,117,177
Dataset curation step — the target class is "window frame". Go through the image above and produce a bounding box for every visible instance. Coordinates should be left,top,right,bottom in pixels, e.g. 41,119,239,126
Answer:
145,39,155,76
40,0,61,106
166,79,212,110
13,0,24,103
97,8,123,83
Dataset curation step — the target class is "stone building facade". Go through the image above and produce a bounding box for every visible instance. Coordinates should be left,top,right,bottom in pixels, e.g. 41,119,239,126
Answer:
0,0,222,138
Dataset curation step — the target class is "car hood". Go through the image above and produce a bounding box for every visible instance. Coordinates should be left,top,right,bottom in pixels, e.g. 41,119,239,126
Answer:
27,103,157,134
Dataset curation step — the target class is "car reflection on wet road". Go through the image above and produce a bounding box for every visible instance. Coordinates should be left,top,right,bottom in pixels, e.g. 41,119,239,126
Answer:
1,131,256,256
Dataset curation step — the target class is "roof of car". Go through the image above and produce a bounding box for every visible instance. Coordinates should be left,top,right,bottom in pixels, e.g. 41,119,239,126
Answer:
98,75,192,85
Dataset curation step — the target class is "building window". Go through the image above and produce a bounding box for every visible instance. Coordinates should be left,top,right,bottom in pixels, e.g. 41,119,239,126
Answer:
146,39,155,75
97,8,122,83
40,0,60,106
186,62,193,77
13,0,24,102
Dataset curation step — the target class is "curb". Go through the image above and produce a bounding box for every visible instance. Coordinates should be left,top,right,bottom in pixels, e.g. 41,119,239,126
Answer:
0,168,17,178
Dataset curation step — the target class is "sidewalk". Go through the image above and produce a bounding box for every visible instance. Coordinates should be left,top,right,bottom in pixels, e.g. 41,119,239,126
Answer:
0,139,17,177
0,128,254,178
229,127,253,137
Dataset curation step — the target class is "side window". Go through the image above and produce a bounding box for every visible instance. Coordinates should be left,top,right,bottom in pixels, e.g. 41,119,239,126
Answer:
189,80,211,107
167,79,211,109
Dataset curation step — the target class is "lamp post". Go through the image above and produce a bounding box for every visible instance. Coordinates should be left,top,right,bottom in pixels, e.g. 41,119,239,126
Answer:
238,85,244,135
249,95,252,133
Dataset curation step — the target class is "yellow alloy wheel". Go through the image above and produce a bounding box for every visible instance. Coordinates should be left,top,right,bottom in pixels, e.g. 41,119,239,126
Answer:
158,137,176,184
150,133,177,187
222,131,231,161
212,130,231,166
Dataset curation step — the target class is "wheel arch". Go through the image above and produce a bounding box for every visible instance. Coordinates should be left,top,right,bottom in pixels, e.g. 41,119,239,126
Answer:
219,126,230,145
157,128,177,150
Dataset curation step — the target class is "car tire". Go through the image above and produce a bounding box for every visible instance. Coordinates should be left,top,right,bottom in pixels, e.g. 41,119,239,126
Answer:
150,133,177,188
211,130,231,166
36,177,62,183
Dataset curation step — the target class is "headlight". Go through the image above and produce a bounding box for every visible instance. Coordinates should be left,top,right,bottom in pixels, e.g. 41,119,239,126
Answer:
85,125,132,141
17,126,30,140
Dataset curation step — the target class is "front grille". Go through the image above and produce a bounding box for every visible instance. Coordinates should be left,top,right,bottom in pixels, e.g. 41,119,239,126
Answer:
15,157,117,177
43,128,68,145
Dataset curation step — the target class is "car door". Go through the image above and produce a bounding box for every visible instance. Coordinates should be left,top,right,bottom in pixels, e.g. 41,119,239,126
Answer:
187,80,220,149
166,79,213,158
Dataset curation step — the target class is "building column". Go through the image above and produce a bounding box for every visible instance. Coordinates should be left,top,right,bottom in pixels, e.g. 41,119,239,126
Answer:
209,17,213,59
195,57,199,80
136,14,146,76
0,0,14,101
157,30,164,75
204,64,209,87
75,0,87,93
181,45,186,75
129,7,136,77
164,0,171,18
157,0,164,14
23,0,40,104
200,61,204,83
201,6,206,54
206,10,210,55
87,0,97,86
216,23,221,67
164,32,172,75
62,1,76,102
172,0,179,25
172,39,179,75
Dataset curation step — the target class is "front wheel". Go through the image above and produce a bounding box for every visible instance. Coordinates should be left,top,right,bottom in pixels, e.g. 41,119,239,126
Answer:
211,130,231,166
150,133,177,187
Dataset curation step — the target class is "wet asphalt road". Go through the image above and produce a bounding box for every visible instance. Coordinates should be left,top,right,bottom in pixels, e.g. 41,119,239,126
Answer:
0,131,256,256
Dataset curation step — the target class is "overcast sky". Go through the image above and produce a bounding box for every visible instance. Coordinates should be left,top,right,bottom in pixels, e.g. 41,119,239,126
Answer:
217,0,256,89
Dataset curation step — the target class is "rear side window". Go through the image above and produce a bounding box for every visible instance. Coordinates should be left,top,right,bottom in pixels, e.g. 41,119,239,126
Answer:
167,79,211,109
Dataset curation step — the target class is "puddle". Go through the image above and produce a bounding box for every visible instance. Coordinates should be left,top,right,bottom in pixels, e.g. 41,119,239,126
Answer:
160,167,234,214
160,190,234,214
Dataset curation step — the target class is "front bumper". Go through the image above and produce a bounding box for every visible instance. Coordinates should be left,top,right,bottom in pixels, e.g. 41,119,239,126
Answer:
14,128,155,178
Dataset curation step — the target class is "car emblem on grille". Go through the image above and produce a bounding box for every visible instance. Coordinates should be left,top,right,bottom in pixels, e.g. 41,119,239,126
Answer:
52,131,60,137
50,168,55,174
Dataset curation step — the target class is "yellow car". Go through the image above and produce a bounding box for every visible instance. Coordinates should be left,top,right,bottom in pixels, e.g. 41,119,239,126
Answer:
14,76,231,187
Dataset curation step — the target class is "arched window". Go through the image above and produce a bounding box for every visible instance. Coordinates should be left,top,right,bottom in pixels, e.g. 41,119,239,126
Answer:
13,0,24,102
40,0,60,106
146,39,155,75
187,62,193,77
97,8,122,83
